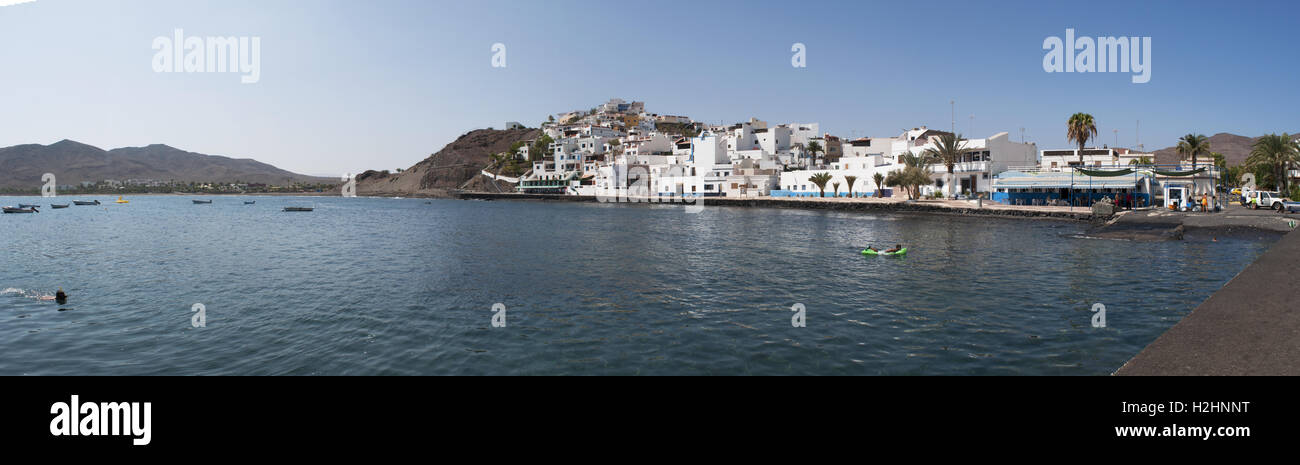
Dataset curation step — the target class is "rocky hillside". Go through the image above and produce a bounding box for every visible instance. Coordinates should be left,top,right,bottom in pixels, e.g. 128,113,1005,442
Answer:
357,128,539,196
0,139,332,188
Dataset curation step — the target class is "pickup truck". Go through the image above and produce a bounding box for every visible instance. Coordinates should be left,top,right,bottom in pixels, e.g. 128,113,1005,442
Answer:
1243,191,1298,212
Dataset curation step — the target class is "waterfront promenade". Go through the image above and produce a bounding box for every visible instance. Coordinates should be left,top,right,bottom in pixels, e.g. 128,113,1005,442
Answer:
453,192,1102,221
1116,227,1300,375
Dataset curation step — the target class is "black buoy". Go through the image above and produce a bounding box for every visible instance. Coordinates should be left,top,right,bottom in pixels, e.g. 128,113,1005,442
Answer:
55,288,67,305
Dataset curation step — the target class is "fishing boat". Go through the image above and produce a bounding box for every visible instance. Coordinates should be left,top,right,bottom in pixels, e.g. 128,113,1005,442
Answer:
192,200,213,204
3,206,39,213
115,196,129,204
283,207,313,212
51,204,70,209
73,200,100,206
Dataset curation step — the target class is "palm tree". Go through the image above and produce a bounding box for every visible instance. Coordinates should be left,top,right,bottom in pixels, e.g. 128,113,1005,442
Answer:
809,172,832,198
832,182,840,197
1066,113,1098,164
490,152,509,178
1211,152,1227,186
844,175,857,198
921,133,968,197
886,154,933,200
872,172,885,197
1246,133,1300,191
1176,134,1211,169
1128,156,1153,166
806,140,823,166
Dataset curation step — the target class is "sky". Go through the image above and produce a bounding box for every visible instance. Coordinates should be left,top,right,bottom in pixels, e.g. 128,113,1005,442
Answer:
1,0,1297,177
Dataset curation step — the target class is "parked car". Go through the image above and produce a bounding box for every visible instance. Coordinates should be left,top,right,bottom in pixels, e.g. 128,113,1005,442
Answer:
1243,190,1288,211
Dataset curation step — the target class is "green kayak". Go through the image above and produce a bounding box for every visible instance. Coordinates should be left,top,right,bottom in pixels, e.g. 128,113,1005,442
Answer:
861,247,907,256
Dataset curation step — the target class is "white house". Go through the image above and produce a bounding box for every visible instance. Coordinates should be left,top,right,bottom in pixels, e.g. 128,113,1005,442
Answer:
1040,147,1153,171
900,131,1038,197
776,154,897,197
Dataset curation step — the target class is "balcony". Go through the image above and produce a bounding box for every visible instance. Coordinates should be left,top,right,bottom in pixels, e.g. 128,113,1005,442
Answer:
928,161,989,173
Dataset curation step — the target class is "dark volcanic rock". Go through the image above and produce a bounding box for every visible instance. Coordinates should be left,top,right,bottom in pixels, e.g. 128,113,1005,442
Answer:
356,128,539,196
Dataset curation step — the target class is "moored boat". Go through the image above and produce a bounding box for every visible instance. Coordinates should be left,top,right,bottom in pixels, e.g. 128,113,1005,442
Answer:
3,206,39,213
51,204,70,209
283,207,313,212
192,200,213,204
73,200,100,206
244,201,256,205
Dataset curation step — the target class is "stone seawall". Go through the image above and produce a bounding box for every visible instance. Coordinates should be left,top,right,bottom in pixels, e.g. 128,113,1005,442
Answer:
451,192,1102,222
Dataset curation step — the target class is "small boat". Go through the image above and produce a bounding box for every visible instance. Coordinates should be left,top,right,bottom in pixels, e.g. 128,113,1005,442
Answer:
861,248,907,256
3,206,39,213
244,201,256,205
51,204,70,209
115,196,129,204
283,207,314,212
73,200,100,206
18,203,40,208
192,200,213,204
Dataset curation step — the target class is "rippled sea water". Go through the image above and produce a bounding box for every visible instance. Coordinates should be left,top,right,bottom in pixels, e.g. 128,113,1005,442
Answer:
0,195,1277,375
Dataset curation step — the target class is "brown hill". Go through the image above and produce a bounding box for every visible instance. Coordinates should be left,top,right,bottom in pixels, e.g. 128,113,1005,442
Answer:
1152,131,1300,166
0,139,332,188
357,128,539,197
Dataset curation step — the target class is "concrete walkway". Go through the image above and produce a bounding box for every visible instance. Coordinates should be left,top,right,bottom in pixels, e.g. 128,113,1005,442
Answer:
1115,228,1300,375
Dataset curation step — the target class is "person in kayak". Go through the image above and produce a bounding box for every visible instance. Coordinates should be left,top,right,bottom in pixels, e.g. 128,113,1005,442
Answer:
884,244,902,254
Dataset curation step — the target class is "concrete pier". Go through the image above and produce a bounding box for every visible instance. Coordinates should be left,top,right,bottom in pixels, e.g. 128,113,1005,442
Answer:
1116,229,1300,375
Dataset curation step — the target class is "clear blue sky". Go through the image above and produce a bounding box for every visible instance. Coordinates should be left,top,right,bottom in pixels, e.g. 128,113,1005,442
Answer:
2,0,1297,176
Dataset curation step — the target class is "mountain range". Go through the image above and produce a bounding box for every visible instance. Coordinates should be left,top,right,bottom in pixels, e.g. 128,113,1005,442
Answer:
0,140,333,188
1151,131,1299,166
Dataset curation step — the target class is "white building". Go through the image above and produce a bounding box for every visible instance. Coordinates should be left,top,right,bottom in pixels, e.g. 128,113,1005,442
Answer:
722,159,780,197
654,134,732,197
901,131,1038,196
777,154,896,197
1039,147,1153,171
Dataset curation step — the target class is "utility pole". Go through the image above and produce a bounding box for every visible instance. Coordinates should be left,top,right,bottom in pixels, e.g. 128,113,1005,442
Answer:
1136,120,1142,152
